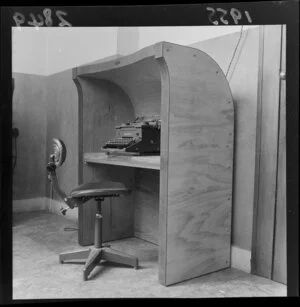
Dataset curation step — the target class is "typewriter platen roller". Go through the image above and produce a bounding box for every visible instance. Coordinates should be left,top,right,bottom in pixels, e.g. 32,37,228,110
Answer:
102,116,161,155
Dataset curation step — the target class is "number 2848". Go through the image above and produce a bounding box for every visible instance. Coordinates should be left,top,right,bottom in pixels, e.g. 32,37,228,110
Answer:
13,8,72,27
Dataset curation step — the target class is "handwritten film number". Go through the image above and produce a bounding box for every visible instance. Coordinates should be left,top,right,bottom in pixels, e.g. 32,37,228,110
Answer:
207,7,252,25
13,9,72,27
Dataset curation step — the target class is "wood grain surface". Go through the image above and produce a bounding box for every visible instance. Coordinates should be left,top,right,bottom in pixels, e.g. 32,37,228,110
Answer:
134,169,160,244
76,57,162,118
84,152,160,170
158,42,234,285
74,42,234,286
74,77,136,245
75,43,162,78
74,56,163,246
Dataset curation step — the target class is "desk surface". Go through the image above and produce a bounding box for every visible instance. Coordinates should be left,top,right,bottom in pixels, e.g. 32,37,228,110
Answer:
84,152,160,170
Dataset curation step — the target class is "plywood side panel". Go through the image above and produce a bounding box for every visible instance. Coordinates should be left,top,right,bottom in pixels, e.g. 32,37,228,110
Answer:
273,25,287,285
76,77,136,245
251,25,282,279
160,43,234,285
156,56,171,285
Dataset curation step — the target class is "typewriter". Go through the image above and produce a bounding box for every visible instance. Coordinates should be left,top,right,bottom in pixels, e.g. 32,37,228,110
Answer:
102,115,161,155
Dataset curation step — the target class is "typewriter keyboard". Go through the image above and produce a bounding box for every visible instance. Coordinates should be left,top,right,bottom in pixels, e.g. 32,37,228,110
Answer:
104,137,134,149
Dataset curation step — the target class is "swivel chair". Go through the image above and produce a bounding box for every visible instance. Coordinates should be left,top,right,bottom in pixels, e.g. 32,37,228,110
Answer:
46,138,138,281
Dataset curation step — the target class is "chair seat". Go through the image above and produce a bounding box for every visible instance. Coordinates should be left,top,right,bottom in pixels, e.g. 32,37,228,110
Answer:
69,181,128,199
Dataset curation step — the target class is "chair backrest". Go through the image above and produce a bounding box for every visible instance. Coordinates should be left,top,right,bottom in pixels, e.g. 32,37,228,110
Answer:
50,138,67,168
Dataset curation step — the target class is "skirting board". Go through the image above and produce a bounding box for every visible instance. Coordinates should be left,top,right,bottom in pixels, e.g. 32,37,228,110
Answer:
13,197,48,212
48,198,78,222
231,245,251,273
13,197,78,223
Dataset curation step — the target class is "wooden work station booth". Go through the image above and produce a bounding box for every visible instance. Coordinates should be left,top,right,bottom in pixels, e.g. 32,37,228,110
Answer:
73,41,234,286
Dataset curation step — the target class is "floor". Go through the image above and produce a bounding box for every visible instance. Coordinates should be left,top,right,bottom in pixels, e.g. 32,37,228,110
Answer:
13,211,287,299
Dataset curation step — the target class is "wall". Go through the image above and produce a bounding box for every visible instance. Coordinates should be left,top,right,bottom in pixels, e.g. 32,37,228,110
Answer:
250,25,286,283
12,73,48,211
45,69,79,220
12,26,257,75
12,27,47,76
191,28,259,258
12,27,118,76
272,25,286,285
117,27,139,55
45,27,118,75
138,25,257,51
12,27,119,215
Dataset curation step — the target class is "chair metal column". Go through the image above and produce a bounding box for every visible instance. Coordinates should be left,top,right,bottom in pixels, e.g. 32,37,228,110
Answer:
94,198,104,249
